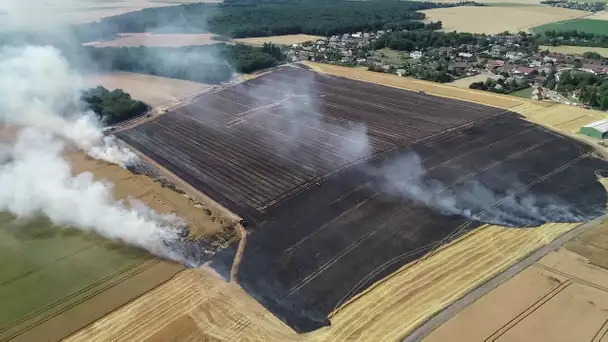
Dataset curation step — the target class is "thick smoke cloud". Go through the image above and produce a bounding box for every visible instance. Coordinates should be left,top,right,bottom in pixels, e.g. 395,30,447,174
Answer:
0,45,136,165
0,129,182,260
0,44,188,263
370,152,586,227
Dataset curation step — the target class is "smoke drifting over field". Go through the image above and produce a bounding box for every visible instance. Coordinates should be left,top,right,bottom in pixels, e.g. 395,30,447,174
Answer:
0,45,190,264
244,69,372,167
245,68,588,228
371,152,588,227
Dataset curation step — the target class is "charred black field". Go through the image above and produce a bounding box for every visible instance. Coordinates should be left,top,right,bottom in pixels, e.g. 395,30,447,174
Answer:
116,66,608,332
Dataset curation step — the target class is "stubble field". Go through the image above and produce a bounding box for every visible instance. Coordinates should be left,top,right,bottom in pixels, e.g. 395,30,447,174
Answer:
425,218,608,342
233,34,324,46
421,6,588,34
14,0,219,26
84,72,211,108
116,66,608,333
84,33,221,48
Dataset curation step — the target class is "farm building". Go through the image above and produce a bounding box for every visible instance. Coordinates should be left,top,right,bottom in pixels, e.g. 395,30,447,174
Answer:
580,119,608,139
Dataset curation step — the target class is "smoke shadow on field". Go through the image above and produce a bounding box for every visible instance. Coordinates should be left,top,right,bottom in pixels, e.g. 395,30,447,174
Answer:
2,215,87,241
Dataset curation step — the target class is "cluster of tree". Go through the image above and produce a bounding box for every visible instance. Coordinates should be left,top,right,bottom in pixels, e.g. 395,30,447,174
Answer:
552,70,608,109
536,30,608,48
85,43,283,84
82,86,148,125
583,51,604,60
370,61,453,83
469,77,528,94
371,30,486,52
74,0,471,42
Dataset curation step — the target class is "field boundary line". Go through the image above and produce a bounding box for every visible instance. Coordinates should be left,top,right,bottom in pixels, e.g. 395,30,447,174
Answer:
485,279,575,341
402,215,606,342
0,257,158,341
230,223,247,283
120,140,242,222
0,240,105,289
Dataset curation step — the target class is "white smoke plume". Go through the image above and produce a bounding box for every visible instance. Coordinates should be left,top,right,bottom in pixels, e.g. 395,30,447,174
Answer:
0,129,182,260
371,152,585,227
0,45,137,166
0,44,188,264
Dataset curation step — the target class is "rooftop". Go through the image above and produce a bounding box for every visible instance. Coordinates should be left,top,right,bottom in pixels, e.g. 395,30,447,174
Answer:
583,119,608,133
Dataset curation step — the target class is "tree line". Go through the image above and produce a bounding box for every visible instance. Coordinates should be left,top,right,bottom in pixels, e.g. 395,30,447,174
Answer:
371,30,485,51
74,0,467,42
85,43,284,84
537,30,608,48
82,86,148,125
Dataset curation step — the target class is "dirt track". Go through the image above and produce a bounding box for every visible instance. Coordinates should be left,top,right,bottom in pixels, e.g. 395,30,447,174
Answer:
406,215,605,341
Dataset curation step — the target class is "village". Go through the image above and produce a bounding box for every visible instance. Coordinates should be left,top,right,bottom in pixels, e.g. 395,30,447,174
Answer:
285,29,608,107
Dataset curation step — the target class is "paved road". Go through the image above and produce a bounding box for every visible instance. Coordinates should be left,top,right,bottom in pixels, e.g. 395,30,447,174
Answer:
403,216,605,342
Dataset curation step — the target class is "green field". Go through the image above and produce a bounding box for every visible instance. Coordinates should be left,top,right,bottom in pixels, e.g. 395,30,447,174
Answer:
374,48,406,66
532,19,608,36
509,87,533,99
0,212,182,341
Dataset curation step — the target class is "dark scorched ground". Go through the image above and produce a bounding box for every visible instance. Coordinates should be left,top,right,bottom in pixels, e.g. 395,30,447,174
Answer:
116,66,608,332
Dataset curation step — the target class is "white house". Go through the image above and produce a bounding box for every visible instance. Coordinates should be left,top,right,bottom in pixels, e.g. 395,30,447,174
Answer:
410,51,423,59
506,51,524,61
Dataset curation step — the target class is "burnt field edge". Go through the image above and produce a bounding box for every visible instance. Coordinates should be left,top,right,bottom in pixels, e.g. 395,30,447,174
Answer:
113,67,608,334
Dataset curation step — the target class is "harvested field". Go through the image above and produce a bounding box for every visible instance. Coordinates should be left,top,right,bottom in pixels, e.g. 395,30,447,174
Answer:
233,34,323,46
84,33,220,47
303,61,525,109
6,0,218,28
117,66,608,332
421,6,588,34
425,219,608,342
539,44,608,57
84,72,210,108
587,10,608,20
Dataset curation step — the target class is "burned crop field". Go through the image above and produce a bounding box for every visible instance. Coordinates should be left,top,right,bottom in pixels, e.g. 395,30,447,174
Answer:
117,67,608,332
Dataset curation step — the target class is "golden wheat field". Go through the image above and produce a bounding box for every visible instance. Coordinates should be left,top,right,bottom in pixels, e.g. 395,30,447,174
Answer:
2,1,218,30
421,6,588,34
84,33,222,47
233,34,324,46
303,61,526,109
66,222,585,341
426,218,608,342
